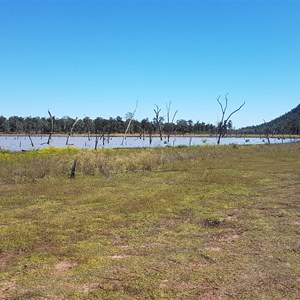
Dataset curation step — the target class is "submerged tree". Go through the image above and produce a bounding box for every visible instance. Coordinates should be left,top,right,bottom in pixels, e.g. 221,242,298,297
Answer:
122,101,138,145
154,105,164,141
66,117,79,145
263,119,271,144
47,110,55,145
165,101,178,142
216,94,245,144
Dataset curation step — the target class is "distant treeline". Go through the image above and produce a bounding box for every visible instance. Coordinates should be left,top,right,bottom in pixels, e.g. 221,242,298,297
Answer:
0,115,218,135
241,120,300,135
241,104,300,135
1,103,299,137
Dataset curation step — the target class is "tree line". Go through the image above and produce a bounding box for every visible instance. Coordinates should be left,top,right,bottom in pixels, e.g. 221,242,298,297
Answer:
2,99,298,140
0,97,245,143
0,114,219,136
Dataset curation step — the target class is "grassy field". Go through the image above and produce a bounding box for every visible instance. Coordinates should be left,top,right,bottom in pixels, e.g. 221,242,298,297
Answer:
0,144,299,299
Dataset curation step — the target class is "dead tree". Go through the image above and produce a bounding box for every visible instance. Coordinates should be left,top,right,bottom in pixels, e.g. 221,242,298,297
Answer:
66,117,79,145
165,101,178,142
135,124,145,140
102,131,105,146
83,116,92,140
28,134,34,148
154,105,163,141
47,110,54,145
263,119,271,144
122,101,138,146
95,136,99,150
216,94,245,144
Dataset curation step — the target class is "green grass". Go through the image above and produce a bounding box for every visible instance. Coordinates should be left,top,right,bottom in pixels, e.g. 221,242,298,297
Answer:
0,144,299,299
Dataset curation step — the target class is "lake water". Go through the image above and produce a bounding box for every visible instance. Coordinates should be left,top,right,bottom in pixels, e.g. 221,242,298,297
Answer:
1,135,299,152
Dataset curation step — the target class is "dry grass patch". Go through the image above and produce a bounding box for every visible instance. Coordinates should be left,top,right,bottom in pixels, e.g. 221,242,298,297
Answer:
0,143,299,299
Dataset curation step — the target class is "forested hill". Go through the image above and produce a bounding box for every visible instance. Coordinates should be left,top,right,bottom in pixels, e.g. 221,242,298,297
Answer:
241,103,300,135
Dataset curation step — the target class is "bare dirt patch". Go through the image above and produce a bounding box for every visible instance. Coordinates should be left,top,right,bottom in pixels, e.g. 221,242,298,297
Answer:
218,234,240,243
0,279,16,300
54,261,77,271
0,250,24,272
195,290,225,300
140,242,169,248
211,229,241,244
107,255,133,260
205,247,222,252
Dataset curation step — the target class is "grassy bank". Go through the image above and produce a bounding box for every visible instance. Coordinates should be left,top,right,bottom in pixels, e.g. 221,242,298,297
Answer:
0,144,299,299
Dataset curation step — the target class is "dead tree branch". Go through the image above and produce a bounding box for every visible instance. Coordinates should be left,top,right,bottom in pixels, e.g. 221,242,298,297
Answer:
83,116,91,140
28,135,34,148
122,100,138,146
154,105,163,141
166,101,178,142
47,110,54,145
95,136,99,150
216,94,245,144
66,117,79,145
263,119,271,144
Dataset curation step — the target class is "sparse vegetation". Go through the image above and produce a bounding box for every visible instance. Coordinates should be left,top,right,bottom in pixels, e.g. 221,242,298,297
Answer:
0,144,299,299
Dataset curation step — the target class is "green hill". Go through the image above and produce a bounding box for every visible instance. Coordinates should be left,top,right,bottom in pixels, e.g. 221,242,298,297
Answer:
241,103,300,135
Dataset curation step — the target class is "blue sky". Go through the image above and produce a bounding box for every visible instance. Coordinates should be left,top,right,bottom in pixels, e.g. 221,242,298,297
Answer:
0,0,299,128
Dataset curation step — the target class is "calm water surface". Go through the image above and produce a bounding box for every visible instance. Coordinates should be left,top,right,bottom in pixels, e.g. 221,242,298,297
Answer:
1,135,299,152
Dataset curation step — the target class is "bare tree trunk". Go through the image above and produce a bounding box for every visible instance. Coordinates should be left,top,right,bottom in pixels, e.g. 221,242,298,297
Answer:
154,105,163,141
102,131,105,146
84,117,91,141
122,101,138,146
66,117,79,145
166,101,178,142
135,124,145,140
216,94,245,145
47,110,54,145
95,136,99,150
149,131,152,145
28,134,34,148
263,120,271,144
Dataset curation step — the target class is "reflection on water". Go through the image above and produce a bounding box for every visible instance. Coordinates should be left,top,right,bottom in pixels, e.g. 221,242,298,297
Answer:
0,135,299,152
